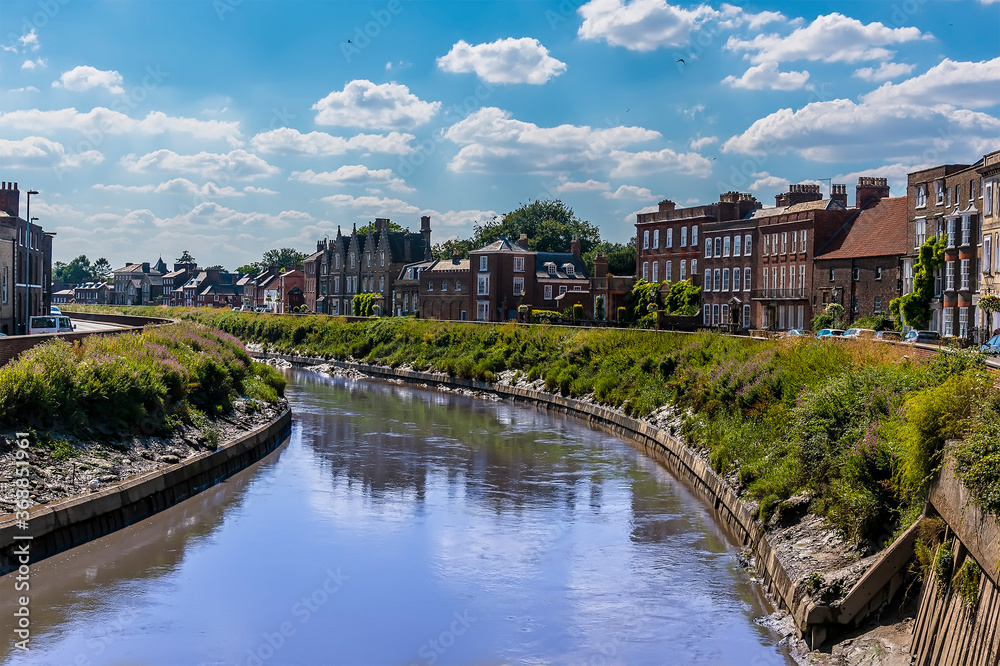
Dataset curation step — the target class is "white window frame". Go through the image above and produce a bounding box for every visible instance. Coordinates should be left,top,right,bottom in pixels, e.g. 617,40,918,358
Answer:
691,225,699,247
513,256,525,272
665,260,672,282
477,275,489,295
652,229,659,249
961,258,970,290
705,238,712,258
733,265,740,291
651,261,658,283
544,284,553,300
642,261,649,281
946,261,955,291
479,256,488,272
915,218,927,248
704,304,711,326
680,260,687,281
704,269,712,291
643,230,650,250
733,235,742,256
513,276,524,295
680,227,688,247
743,304,751,328
916,184,927,208
744,267,751,291
713,268,721,292
723,236,731,257
722,268,730,291
690,259,697,277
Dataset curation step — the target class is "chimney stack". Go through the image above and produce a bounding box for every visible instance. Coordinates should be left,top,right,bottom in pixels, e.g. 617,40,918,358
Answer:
594,253,608,278
0,181,20,218
420,215,432,261
571,235,581,258
775,183,822,208
830,184,848,208
658,199,676,213
517,232,528,247
856,176,890,208
452,251,461,265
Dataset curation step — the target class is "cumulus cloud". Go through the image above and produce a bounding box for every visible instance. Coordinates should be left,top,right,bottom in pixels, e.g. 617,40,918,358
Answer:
725,13,928,64
577,0,720,51
553,179,611,193
861,57,1000,109
8,86,40,94
320,194,421,216
0,136,102,169
250,127,414,156
689,136,717,150
290,166,413,193
603,184,654,199
852,62,916,82
722,99,1000,163
243,186,277,194
93,178,248,198
19,29,39,52
624,204,658,222
90,203,313,234
437,37,567,84
609,147,713,178
832,162,935,200
53,66,125,94
0,107,243,144
120,149,279,180
722,62,810,90
747,173,790,192
22,58,46,70
313,80,441,130
443,106,660,175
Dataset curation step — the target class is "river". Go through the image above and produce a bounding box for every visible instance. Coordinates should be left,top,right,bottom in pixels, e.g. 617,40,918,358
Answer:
1,368,792,665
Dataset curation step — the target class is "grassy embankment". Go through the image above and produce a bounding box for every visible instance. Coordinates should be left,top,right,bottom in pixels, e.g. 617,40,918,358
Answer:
71,307,998,553
0,321,285,456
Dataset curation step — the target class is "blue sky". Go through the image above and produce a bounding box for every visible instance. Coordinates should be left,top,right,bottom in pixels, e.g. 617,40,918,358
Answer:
0,0,998,270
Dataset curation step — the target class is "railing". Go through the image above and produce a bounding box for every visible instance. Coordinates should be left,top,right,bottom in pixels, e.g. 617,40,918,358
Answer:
750,288,806,300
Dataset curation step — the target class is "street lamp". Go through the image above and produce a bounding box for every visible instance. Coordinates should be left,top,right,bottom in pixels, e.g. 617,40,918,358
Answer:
24,190,38,334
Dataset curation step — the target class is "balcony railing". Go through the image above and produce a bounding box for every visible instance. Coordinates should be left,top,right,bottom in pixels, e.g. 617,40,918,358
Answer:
750,288,806,300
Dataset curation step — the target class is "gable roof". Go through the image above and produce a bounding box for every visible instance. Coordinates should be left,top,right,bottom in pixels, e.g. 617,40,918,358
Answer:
473,238,530,253
816,196,908,260
535,252,589,280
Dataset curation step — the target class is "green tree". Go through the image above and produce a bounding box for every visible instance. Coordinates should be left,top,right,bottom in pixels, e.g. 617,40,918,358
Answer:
357,220,408,235
595,295,605,321
583,240,637,276
473,200,600,253
53,255,94,285
176,250,196,264
890,236,946,329
236,263,261,276
432,238,474,260
92,257,112,282
261,248,306,271
663,279,701,315
624,279,660,322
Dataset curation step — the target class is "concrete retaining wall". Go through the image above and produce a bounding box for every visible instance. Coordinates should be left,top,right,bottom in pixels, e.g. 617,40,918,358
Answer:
910,458,1000,665
0,408,291,575
253,351,917,648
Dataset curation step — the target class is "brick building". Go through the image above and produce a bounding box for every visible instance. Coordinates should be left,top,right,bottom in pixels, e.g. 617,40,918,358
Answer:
978,150,1000,333
813,196,907,325
701,215,757,330
113,261,164,305
0,181,53,334
394,258,435,317
590,254,634,322
419,255,470,320
73,281,112,305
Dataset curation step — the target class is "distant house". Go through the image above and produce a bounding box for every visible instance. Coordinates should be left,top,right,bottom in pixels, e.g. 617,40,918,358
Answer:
394,258,436,317
180,268,234,307
51,288,74,305
112,261,164,305
278,269,305,313
73,281,112,305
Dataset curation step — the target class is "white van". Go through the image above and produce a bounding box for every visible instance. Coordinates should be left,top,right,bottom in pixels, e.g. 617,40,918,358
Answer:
28,315,75,335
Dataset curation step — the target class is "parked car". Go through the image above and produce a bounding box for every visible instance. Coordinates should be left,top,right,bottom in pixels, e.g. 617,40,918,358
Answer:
783,329,810,337
902,330,942,344
28,315,75,335
875,330,901,342
981,334,1000,355
816,329,845,338
843,328,877,339
50,305,61,316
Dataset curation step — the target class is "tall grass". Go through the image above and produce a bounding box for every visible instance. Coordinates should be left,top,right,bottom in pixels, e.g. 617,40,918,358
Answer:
74,307,995,548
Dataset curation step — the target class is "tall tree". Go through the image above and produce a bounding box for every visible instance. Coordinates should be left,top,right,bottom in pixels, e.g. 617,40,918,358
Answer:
176,250,196,264
92,257,112,282
472,200,600,254
53,255,94,285
357,220,407,235
261,248,306,271
583,241,636,277
431,238,474,261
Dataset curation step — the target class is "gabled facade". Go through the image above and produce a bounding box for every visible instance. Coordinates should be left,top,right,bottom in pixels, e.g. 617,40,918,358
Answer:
394,258,435,317
112,261,164,306
0,181,53,334
73,281,112,305
978,150,1000,333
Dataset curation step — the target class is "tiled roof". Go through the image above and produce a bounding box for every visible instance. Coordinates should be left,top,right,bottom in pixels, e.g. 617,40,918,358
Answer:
534,252,589,280
474,238,530,253
428,259,469,272
816,197,908,260
752,199,846,218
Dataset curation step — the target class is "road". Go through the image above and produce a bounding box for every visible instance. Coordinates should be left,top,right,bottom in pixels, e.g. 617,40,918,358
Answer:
69,319,125,333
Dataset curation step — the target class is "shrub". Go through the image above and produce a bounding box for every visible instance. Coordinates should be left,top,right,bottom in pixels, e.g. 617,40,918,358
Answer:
952,558,982,609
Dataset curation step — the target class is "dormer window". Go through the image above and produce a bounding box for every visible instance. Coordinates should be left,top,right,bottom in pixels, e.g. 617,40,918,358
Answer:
565,264,575,277
547,263,556,276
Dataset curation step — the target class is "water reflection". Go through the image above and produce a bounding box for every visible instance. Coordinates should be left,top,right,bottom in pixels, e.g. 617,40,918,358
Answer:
0,369,791,665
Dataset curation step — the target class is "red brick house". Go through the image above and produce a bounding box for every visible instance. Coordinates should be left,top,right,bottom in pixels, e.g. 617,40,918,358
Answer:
278,269,305,313
418,255,470,320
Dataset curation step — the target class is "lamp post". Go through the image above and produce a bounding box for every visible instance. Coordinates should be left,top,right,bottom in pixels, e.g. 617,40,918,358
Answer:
24,190,38,334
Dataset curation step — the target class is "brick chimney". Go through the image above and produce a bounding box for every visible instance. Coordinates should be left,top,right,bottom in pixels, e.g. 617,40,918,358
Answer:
594,253,608,278
570,235,581,258
0,182,19,217
141,262,151,273
317,240,325,252
420,215,432,261
518,233,528,247
775,183,822,207
452,251,461,265
830,184,848,208
856,176,890,208
717,191,761,220
375,217,390,232
658,199,676,213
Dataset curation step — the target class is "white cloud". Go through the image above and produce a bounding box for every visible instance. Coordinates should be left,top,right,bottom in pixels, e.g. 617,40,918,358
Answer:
93,178,247,198
90,203,314,234
0,107,242,144
313,80,441,130
8,86,40,94
722,61,810,90
603,184,654,199
861,57,1000,109
725,13,928,64
832,162,934,200
19,30,39,52
624,204,658,222
577,0,720,51
609,147,712,178
747,173,789,192
22,58,46,70
437,37,567,85
444,106,660,175
722,99,1000,163
553,179,611,193
0,136,102,169
689,136,717,150
53,66,125,94
677,103,705,119
852,62,916,82
385,60,412,72
120,149,279,180
320,194,421,216
250,127,414,156
243,186,277,194
290,166,413,193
